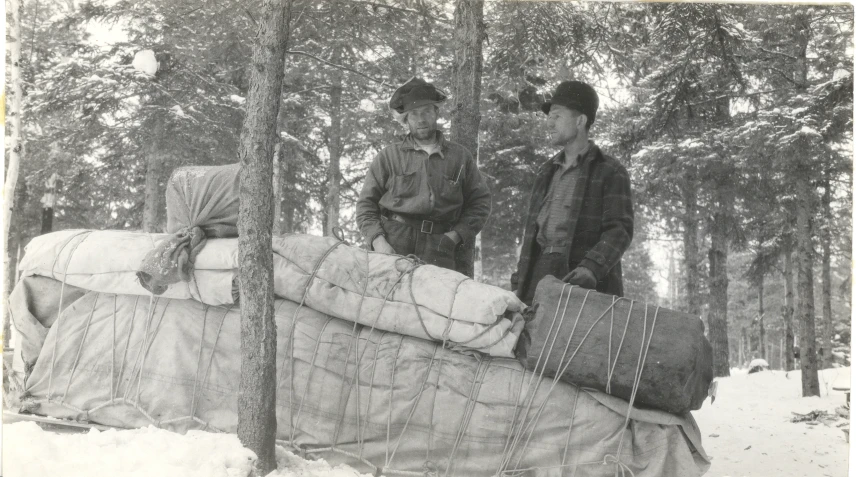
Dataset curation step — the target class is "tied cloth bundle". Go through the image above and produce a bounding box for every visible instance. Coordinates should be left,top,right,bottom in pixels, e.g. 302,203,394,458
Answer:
137,163,240,295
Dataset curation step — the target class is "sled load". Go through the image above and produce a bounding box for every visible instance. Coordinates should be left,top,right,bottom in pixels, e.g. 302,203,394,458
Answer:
8,164,713,476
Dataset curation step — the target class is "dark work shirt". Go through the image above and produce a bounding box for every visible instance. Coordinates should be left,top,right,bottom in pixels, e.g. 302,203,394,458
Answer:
356,131,491,247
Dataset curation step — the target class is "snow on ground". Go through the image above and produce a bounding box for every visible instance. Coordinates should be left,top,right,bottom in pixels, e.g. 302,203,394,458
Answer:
694,366,851,477
2,422,370,477
2,367,851,477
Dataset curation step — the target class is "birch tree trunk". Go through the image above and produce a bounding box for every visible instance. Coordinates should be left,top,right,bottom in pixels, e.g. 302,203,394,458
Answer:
450,0,484,279
237,0,292,473
4,0,25,349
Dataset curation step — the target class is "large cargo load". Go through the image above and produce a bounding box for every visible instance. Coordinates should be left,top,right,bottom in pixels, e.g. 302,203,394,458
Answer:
519,276,714,415
19,230,523,357
13,277,710,476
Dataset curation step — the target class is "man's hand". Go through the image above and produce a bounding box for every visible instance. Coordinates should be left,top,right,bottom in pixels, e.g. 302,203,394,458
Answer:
372,235,396,254
562,266,597,289
438,231,461,255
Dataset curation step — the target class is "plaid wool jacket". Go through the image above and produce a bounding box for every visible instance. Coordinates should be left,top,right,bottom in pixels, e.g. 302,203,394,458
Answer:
512,142,634,298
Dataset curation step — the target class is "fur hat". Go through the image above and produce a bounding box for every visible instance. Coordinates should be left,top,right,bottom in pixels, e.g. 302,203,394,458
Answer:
541,80,599,128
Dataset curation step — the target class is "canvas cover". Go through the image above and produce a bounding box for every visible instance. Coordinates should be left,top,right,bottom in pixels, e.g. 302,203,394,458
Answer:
19,230,524,357
15,278,710,476
8,276,87,370
519,276,714,415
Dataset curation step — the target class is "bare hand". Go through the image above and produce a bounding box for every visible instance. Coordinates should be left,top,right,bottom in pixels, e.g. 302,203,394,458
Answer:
562,267,597,289
372,235,396,254
444,231,462,245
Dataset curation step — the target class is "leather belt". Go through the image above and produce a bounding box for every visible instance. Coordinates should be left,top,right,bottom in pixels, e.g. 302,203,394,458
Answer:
387,213,453,235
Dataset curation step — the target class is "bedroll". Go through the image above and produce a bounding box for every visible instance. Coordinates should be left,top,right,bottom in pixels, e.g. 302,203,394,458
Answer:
520,276,714,415
12,276,710,476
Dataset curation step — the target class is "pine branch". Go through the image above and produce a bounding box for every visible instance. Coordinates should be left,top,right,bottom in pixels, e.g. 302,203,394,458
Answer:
287,49,389,87
758,46,797,61
345,0,450,25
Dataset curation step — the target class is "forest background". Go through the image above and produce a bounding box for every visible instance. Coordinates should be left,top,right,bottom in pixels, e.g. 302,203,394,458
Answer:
3,0,853,385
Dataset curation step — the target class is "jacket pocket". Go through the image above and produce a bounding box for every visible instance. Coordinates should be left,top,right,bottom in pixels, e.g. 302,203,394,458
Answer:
438,174,464,205
390,171,420,201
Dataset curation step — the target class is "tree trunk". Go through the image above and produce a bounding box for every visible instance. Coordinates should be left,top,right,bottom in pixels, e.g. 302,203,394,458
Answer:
4,0,25,350
4,183,26,350
450,0,484,279
681,180,701,316
40,172,59,234
820,176,833,367
272,142,283,235
142,131,166,233
325,53,343,237
281,137,299,234
783,247,795,372
738,326,745,365
708,209,730,377
792,11,820,396
758,275,765,360
237,0,292,473
794,172,820,396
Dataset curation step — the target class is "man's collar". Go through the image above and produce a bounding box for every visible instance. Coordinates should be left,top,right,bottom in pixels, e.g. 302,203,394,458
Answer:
542,140,597,172
550,140,595,167
400,131,446,157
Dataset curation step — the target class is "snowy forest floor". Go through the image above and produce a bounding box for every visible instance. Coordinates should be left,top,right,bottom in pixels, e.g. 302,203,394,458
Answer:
694,366,851,477
2,367,851,477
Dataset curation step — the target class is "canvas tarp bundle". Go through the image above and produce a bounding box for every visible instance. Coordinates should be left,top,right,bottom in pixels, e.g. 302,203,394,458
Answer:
137,163,241,295
16,278,710,476
519,276,714,415
268,234,524,357
18,229,237,305
19,230,524,357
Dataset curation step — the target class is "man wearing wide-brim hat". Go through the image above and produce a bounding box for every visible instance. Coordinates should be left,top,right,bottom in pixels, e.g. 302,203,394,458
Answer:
356,77,491,276
511,80,634,303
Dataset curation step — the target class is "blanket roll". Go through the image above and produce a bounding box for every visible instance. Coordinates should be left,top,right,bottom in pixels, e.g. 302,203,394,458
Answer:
520,276,713,415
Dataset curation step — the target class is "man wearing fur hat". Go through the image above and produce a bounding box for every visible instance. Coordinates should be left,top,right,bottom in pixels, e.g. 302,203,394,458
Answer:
511,80,634,304
356,77,491,276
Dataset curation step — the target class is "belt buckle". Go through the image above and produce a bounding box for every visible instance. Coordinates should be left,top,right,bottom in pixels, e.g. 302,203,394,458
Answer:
421,220,434,234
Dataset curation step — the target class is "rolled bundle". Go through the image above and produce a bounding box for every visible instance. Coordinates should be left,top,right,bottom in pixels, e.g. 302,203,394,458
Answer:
17,230,523,357
270,234,525,357
137,163,240,294
519,275,714,415
18,229,237,305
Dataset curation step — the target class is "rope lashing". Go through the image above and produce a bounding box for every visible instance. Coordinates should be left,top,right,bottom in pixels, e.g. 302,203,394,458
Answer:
47,231,93,399
31,232,671,476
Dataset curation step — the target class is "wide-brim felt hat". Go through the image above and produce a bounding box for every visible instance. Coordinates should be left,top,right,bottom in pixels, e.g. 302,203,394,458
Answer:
541,80,599,127
389,77,447,114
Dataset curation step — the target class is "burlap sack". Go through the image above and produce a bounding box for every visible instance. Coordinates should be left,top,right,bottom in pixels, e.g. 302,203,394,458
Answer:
137,163,240,294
